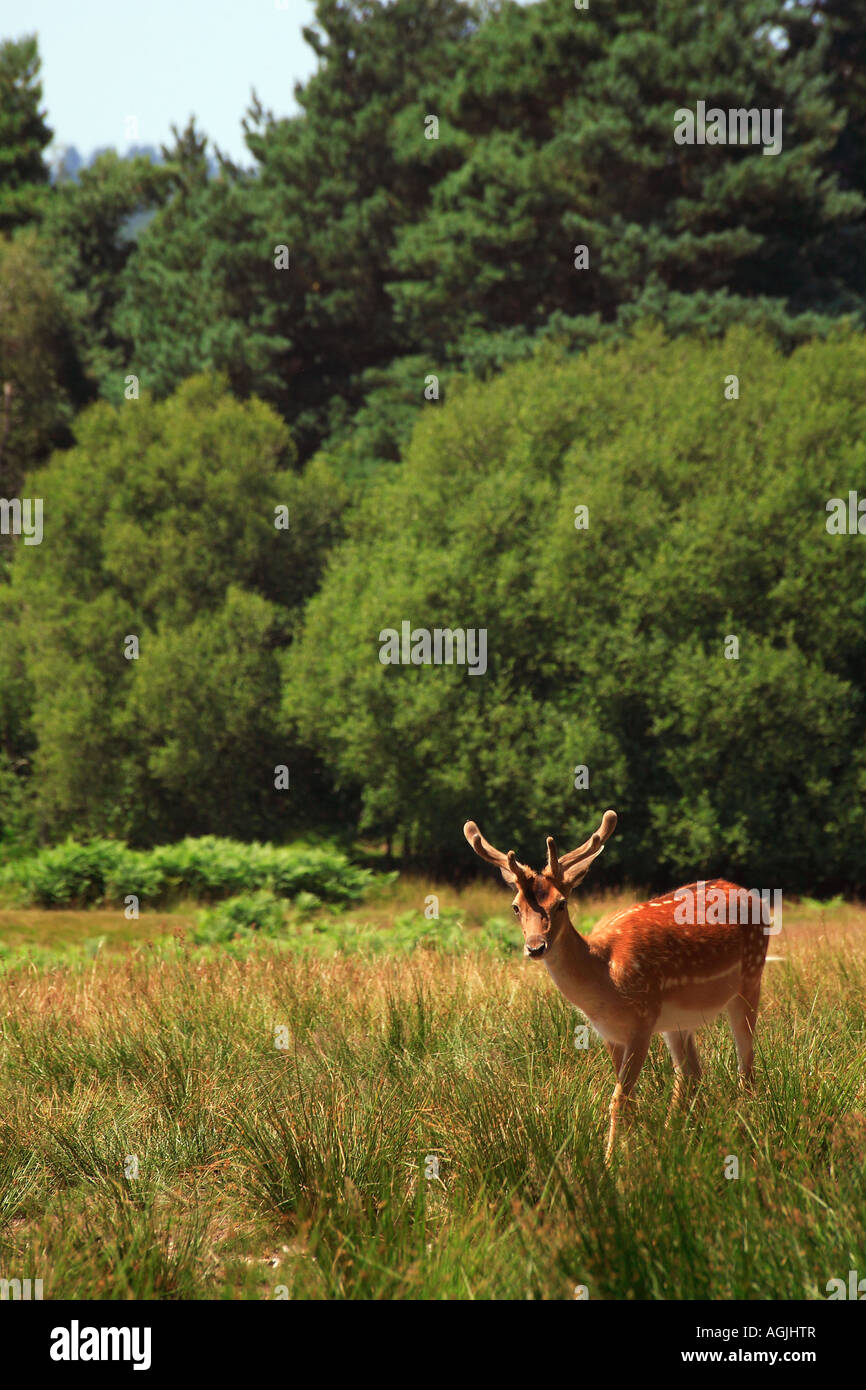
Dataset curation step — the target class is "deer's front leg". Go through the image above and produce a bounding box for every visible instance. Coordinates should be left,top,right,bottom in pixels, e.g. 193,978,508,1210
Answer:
604,1027,652,1166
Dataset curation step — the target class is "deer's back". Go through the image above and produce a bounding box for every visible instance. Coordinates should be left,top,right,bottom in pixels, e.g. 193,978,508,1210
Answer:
586,880,769,1005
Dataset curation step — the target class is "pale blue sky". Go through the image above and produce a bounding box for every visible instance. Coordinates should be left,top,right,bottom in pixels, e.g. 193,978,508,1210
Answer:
5,0,539,168
5,0,320,167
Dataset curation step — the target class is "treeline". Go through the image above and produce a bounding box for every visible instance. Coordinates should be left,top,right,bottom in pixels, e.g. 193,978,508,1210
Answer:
2,2,866,890
4,333,865,890
4,2,866,481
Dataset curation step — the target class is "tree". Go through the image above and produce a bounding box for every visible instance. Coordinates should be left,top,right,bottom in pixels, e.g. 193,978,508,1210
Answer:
2,375,344,843
116,1,476,460
114,122,288,412
0,36,52,232
389,0,866,362
784,0,866,308
111,0,866,478
39,149,172,393
0,583,36,856
284,326,866,891
0,232,84,506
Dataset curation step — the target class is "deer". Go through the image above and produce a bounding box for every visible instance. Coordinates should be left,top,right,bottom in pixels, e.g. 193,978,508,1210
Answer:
463,811,770,1164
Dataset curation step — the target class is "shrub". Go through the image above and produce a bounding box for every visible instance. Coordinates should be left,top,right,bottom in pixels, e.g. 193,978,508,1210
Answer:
193,891,287,943
0,836,387,909
0,837,160,908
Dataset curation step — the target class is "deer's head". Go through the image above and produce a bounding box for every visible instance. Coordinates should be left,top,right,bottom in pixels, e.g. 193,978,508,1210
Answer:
463,812,617,959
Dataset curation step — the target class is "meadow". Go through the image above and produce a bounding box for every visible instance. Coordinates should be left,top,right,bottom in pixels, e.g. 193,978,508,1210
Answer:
3,0,866,1315
0,870,864,1300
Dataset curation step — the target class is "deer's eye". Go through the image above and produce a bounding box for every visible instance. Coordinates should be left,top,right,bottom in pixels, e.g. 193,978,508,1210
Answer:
512,903,520,916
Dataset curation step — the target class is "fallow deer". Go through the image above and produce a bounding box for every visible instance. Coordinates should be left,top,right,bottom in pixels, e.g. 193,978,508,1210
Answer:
463,811,769,1163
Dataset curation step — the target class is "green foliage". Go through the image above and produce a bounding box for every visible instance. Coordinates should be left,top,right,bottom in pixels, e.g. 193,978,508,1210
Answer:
4,15,866,893
0,232,83,501
0,835,384,908
191,904,519,957
0,374,345,842
8,9,866,478
107,1,866,473
285,326,866,890
0,36,52,232
0,751,36,858
149,837,381,903
0,837,162,908
0,580,35,854
39,148,172,390
389,0,864,361
112,122,277,409
194,890,287,942
114,2,472,458
787,2,866,249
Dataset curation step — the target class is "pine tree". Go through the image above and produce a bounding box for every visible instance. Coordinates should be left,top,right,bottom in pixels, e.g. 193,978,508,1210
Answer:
390,0,866,363
0,36,52,232
117,0,474,459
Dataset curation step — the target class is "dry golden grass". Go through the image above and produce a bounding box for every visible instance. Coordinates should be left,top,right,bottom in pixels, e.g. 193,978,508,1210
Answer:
0,888,863,1298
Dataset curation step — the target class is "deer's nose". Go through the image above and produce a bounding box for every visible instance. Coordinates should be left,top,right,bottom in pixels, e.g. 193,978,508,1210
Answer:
525,937,547,958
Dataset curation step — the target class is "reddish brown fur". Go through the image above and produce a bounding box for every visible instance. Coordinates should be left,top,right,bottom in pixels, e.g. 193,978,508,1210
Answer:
587,880,769,1014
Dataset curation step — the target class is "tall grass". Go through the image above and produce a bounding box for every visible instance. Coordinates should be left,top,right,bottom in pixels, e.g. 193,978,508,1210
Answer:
0,905,864,1298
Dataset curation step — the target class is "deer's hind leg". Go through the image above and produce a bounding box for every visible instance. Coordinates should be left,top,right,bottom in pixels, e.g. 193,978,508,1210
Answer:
664,1029,701,1122
727,976,762,1088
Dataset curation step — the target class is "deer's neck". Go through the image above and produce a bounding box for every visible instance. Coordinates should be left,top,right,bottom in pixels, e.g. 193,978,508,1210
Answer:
544,916,610,1018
